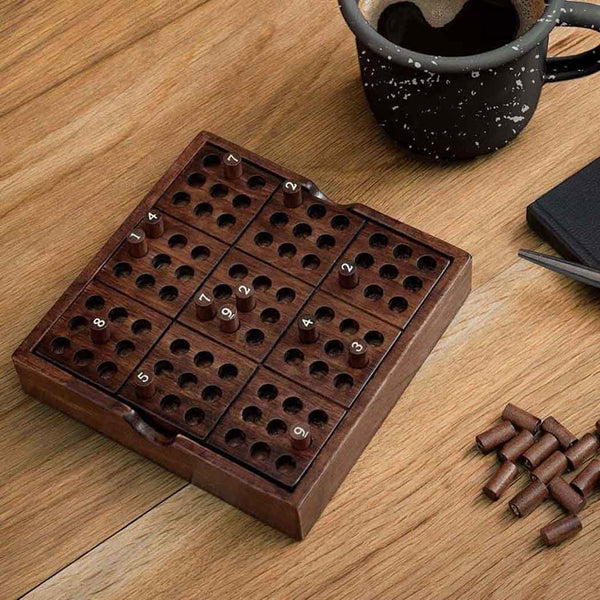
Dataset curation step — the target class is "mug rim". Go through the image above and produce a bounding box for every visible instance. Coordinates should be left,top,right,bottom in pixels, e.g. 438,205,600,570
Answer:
339,0,563,73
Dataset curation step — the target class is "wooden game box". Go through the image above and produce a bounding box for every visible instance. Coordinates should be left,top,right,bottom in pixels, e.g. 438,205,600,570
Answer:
13,131,471,539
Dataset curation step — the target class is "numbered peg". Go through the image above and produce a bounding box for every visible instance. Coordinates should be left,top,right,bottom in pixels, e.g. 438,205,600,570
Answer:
290,423,312,450
282,180,302,208
144,210,164,238
348,339,369,369
298,314,319,344
127,228,148,258
134,370,156,399
339,261,359,289
195,292,217,321
90,317,111,345
223,152,243,179
235,284,256,313
219,305,240,333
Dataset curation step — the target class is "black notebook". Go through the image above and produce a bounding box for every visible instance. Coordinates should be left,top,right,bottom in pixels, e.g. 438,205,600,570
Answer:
527,158,600,270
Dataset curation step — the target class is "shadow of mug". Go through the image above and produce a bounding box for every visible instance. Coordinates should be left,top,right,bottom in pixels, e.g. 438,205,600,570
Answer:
339,0,600,158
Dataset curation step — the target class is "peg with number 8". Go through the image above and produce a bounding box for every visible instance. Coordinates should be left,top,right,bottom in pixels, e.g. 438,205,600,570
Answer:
90,317,111,345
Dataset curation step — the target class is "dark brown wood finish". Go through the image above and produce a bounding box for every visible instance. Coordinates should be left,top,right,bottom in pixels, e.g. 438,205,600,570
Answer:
179,249,313,361
237,186,364,286
98,213,228,317
13,131,472,539
207,367,345,488
266,291,399,408
157,143,282,244
119,322,256,440
321,221,450,328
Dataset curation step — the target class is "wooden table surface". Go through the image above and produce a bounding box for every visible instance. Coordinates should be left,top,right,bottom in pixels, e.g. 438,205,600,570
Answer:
2,1,600,598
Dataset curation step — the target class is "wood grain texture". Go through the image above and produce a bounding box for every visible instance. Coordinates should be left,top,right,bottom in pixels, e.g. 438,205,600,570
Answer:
1,0,599,597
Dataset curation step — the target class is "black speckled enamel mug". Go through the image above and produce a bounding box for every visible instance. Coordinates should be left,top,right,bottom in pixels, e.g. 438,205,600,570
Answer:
340,0,600,158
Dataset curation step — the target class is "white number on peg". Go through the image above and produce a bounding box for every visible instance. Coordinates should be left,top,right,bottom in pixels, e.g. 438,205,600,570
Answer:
342,262,354,273
302,318,314,328
137,371,150,383
351,341,364,352
293,425,309,439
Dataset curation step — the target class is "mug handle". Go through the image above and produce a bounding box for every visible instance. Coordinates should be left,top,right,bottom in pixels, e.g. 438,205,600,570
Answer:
545,1,600,82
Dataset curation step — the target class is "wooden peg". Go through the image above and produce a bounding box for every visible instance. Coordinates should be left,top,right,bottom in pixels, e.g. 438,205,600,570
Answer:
127,228,148,258
223,152,243,179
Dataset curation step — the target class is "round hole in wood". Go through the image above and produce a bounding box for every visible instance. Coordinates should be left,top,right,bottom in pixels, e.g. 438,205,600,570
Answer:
260,307,280,324
301,254,320,270
97,361,118,379
340,318,359,335
131,319,152,335
324,339,344,357
393,244,413,259
275,455,296,474
247,175,266,190
202,385,222,402
135,274,155,290
191,245,210,261
160,394,180,412
168,234,188,249
245,329,265,346
184,407,205,426
379,264,399,280
333,373,354,391
152,254,172,270
113,262,132,278
369,232,389,248
417,255,438,271
159,285,179,302
202,154,221,168
315,306,335,322
172,191,191,206
364,330,384,347
388,296,408,313
178,372,198,389
267,419,287,436
283,397,303,414
154,360,174,376
355,252,374,269
278,243,297,258
175,265,195,282
85,295,105,311
108,307,128,323
169,338,190,355
309,361,329,379
213,284,232,300
258,384,278,400
270,212,289,227
69,316,88,332
229,264,249,280
232,194,251,209
225,428,246,447
73,349,94,366
284,348,304,365
217,213,236,229
218,363,238,380
194,351,214,368
254,232,273,247
316,234,336,250
275,287,295,303
309,409,329,427
51,337,70,355
250,442,271,460
253,275,272,292
404,275,423,292
194,202,213,218
331,215,350,230
187,173,206,188
364,284,384,301
242,406,262,423
307,203,326,219
115,340,135,357
293,223,312,239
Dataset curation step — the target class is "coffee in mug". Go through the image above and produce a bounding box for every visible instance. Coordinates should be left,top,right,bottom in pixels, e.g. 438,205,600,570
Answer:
361,0,545,56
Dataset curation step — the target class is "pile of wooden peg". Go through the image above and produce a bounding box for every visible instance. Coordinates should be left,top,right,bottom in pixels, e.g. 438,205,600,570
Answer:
476,404,600,546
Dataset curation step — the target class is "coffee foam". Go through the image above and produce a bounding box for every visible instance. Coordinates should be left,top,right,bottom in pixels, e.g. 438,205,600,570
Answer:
359,0,545,36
